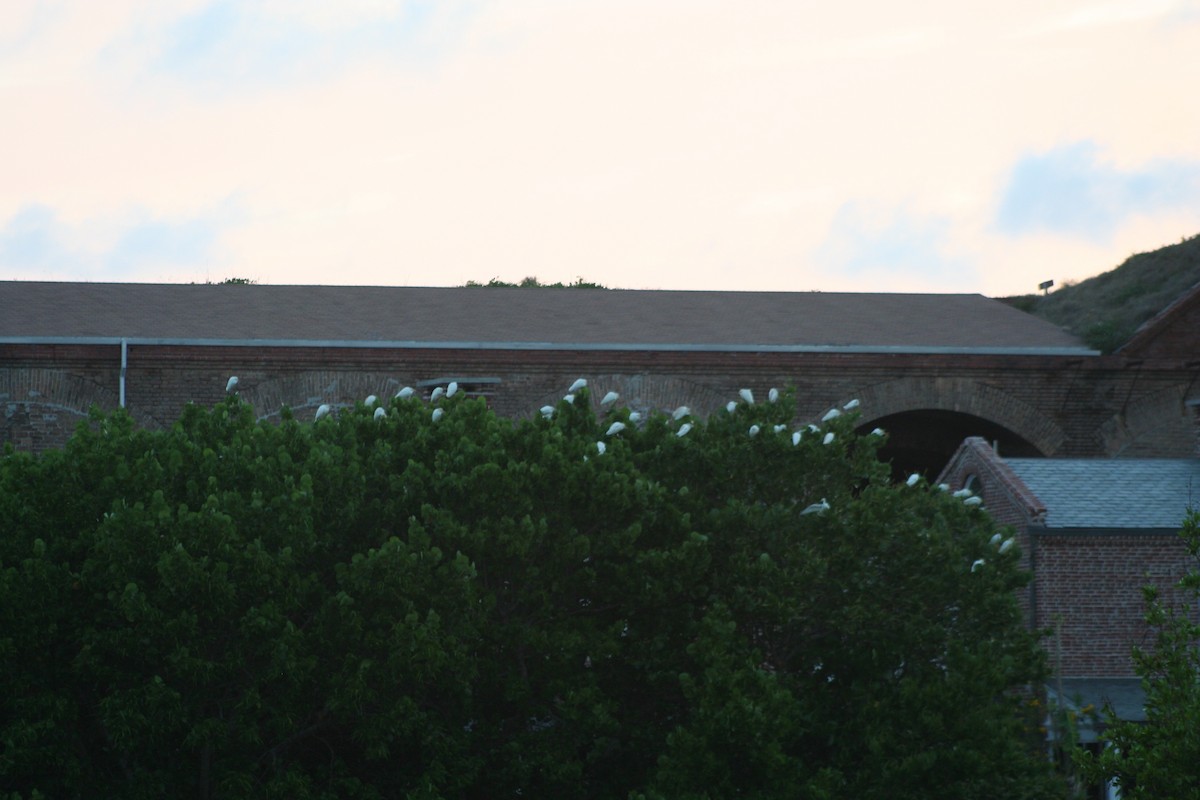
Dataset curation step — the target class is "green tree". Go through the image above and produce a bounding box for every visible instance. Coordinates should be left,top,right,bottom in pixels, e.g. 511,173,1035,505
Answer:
1074,511,1200,799
0,390,1062,798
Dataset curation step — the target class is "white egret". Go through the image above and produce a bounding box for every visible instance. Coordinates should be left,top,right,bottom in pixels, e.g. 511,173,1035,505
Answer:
822,408,841,422
726,401,737,413
773,424,786,434
315,404,332,420
952,488,973,498
748,424,760,437
906,473,920,487
844,399,860,410
792,431,802,446
373,407,386,420
964,496,983,506
999,537,1015,554
672,405,690,420
365,394,378,407
869,427,885,437
739,388,755,404
628,411,642,423
447,382,459,398
823,432,835,445
564,393,576,404
801,498,830,515
396,386,414,399
937,483,950,492
768,388,779,403
676,423,693,437
808,424,821,433
606,421,626,437
430,386,444,401
432,408,444,422
990,533,1002,546
595,441,606,455
971,558,985,573
602,391,620,406
569,378,587,392
540,405,555,418
225,376,239,393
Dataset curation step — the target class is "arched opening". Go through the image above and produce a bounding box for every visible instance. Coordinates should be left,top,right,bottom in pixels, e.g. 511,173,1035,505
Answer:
858,409,1044,481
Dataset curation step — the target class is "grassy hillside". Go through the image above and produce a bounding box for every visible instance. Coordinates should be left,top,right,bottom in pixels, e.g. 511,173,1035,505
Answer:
1001,233,1200,352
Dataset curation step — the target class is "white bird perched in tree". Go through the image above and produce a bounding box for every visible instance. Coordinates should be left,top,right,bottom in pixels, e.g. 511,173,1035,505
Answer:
672,405,690,420
432,408,444,422
606,421,626,436
971,558,986,573
315,404,332,421
726,401,737,413
447,381,459,398
808,424,821,433
999,537,1015,554
843,398,860,410
801,498,830,515
792,431,802,446
430,386,444,401
739,388,754,404
964,496,983,506
748,424,760,437
822,408,841,422
676,422,693,437
601,391,620,406
953,489,973,499
773,424,786,434
595,441,606,455
396,386,414,399
540,405,555,419
365,394,378,407
823,432,835,445
564,393,576,404
226,376,239,393
869,427,885,437
768,388,779,403
569,378,587,392
906,473,920,487
628,411,642,423
937,483,950,492
373,407,386,420
990,533,1002,546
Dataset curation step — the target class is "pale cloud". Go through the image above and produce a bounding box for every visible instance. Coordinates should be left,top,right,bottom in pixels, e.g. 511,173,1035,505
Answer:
0,201,240,281
816,203,980,293
995,142,1200,242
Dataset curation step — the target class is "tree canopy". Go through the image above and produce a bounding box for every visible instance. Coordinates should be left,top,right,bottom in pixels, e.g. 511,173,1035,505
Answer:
0,387,1063,799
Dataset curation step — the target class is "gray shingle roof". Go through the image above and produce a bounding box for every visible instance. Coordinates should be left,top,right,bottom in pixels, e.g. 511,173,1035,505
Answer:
1006,459,1200,528
0,281,1090,353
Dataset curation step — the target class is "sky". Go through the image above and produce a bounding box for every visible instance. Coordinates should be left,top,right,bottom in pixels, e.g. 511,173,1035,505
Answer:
2,0,1200,296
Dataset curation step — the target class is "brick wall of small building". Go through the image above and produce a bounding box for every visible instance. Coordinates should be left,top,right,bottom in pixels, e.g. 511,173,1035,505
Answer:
1031,531,1195,677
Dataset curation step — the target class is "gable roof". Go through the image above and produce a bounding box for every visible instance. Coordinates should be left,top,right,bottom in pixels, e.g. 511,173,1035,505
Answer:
0,281,1092,354
1005,458,1200,529
1118,277,1200,358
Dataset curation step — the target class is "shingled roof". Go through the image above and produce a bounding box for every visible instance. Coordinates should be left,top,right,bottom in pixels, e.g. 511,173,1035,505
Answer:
1005,458,1200,529
0,281,1091,353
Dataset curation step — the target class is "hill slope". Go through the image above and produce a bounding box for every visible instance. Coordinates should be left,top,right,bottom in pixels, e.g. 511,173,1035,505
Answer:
1001,234,1200,352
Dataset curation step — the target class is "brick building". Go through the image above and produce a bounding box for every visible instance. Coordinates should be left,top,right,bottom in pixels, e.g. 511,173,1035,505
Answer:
938,436,1199,740
5,280,1198,475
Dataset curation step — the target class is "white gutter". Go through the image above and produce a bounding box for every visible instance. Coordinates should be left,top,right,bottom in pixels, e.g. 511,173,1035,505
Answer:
119,337,127,408
0,336,1101,357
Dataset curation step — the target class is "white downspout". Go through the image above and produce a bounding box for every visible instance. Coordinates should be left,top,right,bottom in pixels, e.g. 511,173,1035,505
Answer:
119,337,127,408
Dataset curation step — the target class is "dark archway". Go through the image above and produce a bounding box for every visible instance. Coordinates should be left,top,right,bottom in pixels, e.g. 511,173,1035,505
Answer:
858,409,1044,481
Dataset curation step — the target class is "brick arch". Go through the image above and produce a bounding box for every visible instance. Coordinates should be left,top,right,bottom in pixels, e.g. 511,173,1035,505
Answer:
1100,383,1193,457
531,374,734,420
245,370,419,422
0,368,150,450
851,376,1067,456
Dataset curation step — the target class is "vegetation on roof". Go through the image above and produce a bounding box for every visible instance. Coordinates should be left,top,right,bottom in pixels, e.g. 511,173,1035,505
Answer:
1000,233,1200,353
464,276,608,289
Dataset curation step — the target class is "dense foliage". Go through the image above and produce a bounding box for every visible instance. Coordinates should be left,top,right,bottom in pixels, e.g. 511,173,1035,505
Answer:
0,388,1062,799
1075,511,1200,799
